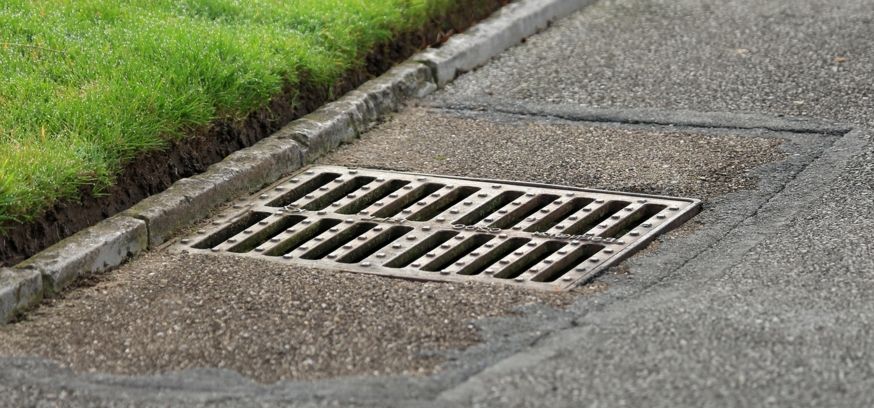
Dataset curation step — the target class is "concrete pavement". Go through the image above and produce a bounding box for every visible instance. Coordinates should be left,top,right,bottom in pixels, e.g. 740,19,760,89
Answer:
2,0,874,406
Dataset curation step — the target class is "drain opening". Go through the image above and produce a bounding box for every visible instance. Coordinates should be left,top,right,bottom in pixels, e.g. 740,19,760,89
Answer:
603,204,667,238
371,183,444,218
337,179,410,214
385,230,459,268
457,237,530,276
421,234,494,272
525,197,594,232
338,226,414,263
495,241,566,279
563,201,629,235
181,166,702,291
489,194,559,229
303,176,376,211
407,186,480,221
264,218,342,256
228,215,306,253
301,222,377,260
193,212,270,249
267,173,340,207
532,244,603,282
454,191,525,225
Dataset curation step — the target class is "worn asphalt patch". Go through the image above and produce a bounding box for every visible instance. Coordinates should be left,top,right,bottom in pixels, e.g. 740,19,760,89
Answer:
0,252,573,383
322,107,785,199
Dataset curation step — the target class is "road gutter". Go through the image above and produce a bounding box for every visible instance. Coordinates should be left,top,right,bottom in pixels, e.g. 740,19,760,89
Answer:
1,0,597,323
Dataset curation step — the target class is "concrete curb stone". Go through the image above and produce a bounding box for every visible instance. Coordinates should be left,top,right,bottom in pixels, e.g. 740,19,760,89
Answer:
2,0,590,324
0,268,43,323
193,137,306,206
15,216,148,294
416,0,595,86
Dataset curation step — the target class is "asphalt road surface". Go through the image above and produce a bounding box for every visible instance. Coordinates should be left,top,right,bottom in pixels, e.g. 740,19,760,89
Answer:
2,0,873,406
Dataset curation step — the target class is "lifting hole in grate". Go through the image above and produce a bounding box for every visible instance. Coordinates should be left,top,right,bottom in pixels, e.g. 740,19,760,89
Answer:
563,201,629,235
384,230,459,268
489,194,559,229
228,215,306,253
532,244,603,282
457,237,530,276
407,186,480,222
421,234,495,272
264,218,342,256
495,241,567,280
267,173,340,207
338,226,414,263
300,222,377,260
454,191,525,225
337,179,410,214
603,204,667,238
303,176,376,211
193,212,270,249
371,183,444,218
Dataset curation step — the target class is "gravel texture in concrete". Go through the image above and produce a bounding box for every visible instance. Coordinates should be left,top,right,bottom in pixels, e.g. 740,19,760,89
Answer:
0,108,786,388
323,107,784,199
0,252,573,383
438,0,874,125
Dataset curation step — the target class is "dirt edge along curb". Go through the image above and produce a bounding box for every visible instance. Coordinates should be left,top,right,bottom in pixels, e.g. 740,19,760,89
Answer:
1,0,595,323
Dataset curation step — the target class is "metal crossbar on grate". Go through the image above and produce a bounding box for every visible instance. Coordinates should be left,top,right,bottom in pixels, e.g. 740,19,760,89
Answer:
174,166,701,291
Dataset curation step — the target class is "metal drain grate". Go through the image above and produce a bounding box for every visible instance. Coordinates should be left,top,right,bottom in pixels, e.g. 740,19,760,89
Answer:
174,166,701,291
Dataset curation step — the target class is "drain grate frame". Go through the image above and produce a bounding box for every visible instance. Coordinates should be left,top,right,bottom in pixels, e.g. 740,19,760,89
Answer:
174,166,701,291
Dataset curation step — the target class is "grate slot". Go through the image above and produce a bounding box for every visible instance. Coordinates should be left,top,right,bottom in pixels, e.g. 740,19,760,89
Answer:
525,197,594,232
192,212,270,249
408,186,480,222
454,191,525,225
385,230,459,268
562,201,630,235
457,238,530,275
336,179,410,215
489,194,560,229
602,204,667,238
300,223,377,260
264,219,342,256
421,234,495,272
531,244,604,282
371,183,444,218
338,226,414,264
495,241,566,280
228,215,306,253
266,173,340,207
303,176,376,211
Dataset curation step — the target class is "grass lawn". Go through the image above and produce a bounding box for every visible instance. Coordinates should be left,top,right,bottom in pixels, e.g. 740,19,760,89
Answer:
0,0,458,225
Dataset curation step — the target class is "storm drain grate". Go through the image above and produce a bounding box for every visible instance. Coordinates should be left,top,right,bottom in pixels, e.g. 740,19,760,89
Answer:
174,166,701,291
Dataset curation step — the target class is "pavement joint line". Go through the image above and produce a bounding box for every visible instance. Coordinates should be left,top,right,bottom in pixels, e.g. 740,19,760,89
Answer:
426,99,854,136
541,126,859,335
636,127,849,293
436,126,857,404
541,127,851,329
0,0,594,324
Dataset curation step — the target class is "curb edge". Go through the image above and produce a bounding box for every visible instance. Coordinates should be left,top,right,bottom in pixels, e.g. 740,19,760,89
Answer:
2,0,591,324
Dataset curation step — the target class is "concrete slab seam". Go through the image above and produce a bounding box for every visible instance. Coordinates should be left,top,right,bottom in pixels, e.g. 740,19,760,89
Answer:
428,99,854,136
1,1,589,324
